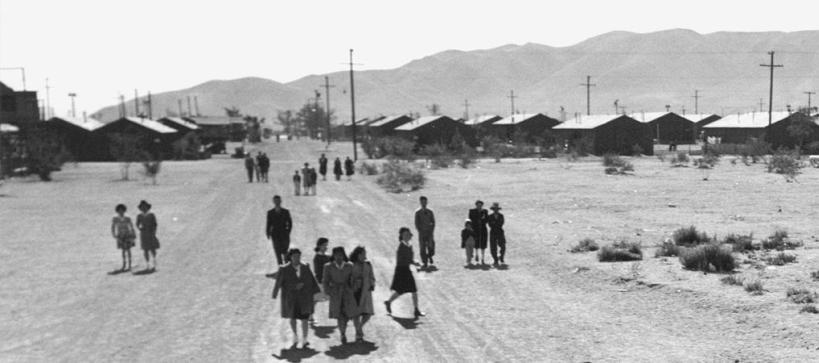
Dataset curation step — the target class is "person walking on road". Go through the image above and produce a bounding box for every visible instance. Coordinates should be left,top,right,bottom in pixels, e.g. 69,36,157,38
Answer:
310,238,331,325
255,152,264,182
384,227,425,319
136,200,160,271
244,154,255,183
323,247,355,344
414,196,436,269
259,153,270,182
468,200,489,264
461,220,476,266
333,157,343,181
344,157,355,181
266,195,293,266
292,170,301,196
272,248,321,349
308,167,318,195
111,204,136,271
319,154,328,181
349,246,375,342
301,163,311,195
487,202,506,266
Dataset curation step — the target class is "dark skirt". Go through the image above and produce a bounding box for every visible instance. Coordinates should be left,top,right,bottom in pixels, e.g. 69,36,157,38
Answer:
140,233,160,250
475,226,488,249
390,265,417,293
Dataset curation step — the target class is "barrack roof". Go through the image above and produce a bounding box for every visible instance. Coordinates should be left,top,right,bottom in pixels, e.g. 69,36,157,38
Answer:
703,112,791,129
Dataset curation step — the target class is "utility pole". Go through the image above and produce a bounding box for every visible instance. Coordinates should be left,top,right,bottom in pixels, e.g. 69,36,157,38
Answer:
508,90,517,138
462,99,470,121
320,76,335,145
177,99,183,117
187,96,192,118
580,75,595,115
758,99,765,113
45,78,51,119
147,91,153,119
805,91,815,113
760,51,783,130
119,94,126,118
349,49,358,161
692,90,701,114
134,89,140,117
68,93,77,117
194,96,200,116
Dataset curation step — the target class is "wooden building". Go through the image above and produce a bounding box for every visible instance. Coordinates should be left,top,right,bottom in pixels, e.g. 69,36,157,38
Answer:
186,116,244,143
552,114,652,155
0,81,39,126
631,112,695,144
702,111,817,147
158,117,200,133
45,116,105,161
94,117,178,160
465,114,502,139
490,113,560,143
366,115,413,137
394,115,477,147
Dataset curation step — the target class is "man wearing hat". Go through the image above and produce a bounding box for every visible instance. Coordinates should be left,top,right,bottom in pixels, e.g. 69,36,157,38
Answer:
468,200,489,264
487,202,506,266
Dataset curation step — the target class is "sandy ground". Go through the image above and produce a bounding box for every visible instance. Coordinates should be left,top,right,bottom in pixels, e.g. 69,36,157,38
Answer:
1,140,819,362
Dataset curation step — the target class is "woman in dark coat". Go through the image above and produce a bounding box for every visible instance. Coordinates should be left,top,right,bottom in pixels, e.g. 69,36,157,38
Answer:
344,157,355,180
136,200,160,271
385,227,425,319
323,247,355,343
349,246,375,342
468,200,489,264
333,158,343,181
318,154,328,181
310,238,331,324
272,248,321,349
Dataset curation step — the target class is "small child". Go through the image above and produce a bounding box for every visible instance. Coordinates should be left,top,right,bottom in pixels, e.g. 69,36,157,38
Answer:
111,204,136,271
293,170,301,196
461,220,476,266
310,238,331,324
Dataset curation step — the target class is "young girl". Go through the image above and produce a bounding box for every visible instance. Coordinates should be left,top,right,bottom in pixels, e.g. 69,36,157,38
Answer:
111,204,136,271
310,238,331,324
136,200,160,271
461,220,476,266
349,246,375,342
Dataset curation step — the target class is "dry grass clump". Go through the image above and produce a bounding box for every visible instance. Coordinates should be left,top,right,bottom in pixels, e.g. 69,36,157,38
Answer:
744,280,764,295
654,239,680,257
720,275,744,286
376,160,426,193
358,162,380,175
672,226,711,247
598,240,642,262
761,229,803,251
765,253,797,266
669,151,690,167
602,153,634,175
570,238,599,253
723,234,757,253
786,288,816,304
811,270,819,281
800,305,819,314
678,243,735,272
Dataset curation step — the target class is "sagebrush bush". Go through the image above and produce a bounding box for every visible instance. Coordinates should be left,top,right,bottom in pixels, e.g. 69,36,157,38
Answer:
672,226,711,247
570,238,599,253
602,153,634,175
762,229,803,250
800,305,819,314
765,252,797,266
811,270,819,281
744,280,764,295
670,151,690,167
457,147,477,169
678,243,735,272
655,240,680,257
358,162,379,175
720,275,744,286
723,234,756,253
376,160,426,193
767,149,803,182
786,288,816,304
694,151,720,169
598,240,642,262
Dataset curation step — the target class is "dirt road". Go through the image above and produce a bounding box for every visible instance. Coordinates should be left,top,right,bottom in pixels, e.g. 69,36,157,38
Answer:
2,140,818,362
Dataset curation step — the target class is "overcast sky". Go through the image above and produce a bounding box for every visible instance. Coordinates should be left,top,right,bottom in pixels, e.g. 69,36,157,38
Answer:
1,0,816,116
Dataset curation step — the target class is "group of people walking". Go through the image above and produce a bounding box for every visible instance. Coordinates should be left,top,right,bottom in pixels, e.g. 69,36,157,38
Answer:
110,200,160,272
464,200,506,266
245,152,271,183
291,154,356,196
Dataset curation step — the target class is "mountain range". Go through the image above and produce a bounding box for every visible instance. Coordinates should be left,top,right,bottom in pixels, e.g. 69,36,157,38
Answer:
92,29,819,124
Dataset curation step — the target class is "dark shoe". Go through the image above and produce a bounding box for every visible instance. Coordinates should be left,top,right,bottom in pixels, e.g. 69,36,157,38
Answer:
429,257,434,264
384,300,392,315
340,335,347,344
414,308,425,318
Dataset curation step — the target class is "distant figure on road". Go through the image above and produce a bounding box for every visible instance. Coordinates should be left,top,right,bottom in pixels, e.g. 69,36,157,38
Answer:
323,247,355,344
292,170,301,196
349,246,375,342
414,196,436,269
255,152,264,182
258,153,270,182
384,227,425,319
301,163,311,195
136,200,160,271
308,167,318,195
333,157,343,181
111,204,136,271
272,248,320,349
244,154,255,183
468,200,489,264
318,154,328,181
461,220,476,266
344,157,355,180
487,202,506,266
266,195,293,266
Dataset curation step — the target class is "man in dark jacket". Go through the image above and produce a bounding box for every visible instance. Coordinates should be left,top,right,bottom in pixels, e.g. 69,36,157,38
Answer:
487,202,506,266
318,154,328,181
244,154,255,183
266,195,293,265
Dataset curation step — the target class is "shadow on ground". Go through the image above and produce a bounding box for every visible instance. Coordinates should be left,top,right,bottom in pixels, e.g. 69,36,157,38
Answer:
310,324,336,339
132,268,155,276
391,316,421,329
271,345,319,362
464,263,492,271
107,269,129,276
324,340,378,359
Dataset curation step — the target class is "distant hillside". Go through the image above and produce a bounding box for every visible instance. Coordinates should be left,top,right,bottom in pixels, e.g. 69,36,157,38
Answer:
93,29,819,123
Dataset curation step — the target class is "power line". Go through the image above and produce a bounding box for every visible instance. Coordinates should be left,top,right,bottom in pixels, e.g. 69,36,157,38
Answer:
760,51,783,131
580,75,596,115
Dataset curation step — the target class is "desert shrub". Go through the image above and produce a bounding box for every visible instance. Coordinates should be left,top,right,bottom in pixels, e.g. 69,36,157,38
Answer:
570,238,599,253
361,137,378,159
678,243,735,272
786,288,816,304
376,160,426,193
598,240,642,262
602,153,634,175
720,275,744,286
800,305,819,314
656,153,666,162
672,226,711,247
811,270,819,281
670,151,690,167
457,146,477,169
655,240,680,257
358,162,379,175
762,229,802,250
141,160,162,185
540,146,558,159
744,280,764,295
373,137,415,160
765,252,797,266
767,149,804,182
18,125,71,181
571,136,594,157
480,136,505,162
723,234,756,253
694,151,720,169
